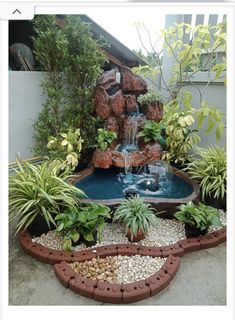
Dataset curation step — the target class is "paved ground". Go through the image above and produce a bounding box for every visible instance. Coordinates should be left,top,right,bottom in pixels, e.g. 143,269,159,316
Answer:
9,223,226,306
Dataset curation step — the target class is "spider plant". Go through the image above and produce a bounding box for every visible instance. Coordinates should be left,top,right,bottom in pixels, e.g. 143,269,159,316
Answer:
185,146,226,201
9,159,85,235
113,196,158,241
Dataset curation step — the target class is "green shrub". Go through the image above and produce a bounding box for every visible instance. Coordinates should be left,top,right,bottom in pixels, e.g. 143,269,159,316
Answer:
47,128,84,173
137,120,165,145
113,196,158,241
137,88,164,106
32,15,107,160
9,159,85,235
96,128,117,151
161,94,201,165
55,203,111,250
185,145,226,200
174,201,222,231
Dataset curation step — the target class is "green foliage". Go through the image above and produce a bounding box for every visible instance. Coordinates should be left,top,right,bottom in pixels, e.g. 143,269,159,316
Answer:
174,201,222,231
9,159,85,235
32,15,107,160
47,128,84,173
161,93,201,165
196,101,224,141
113,196,158,241
138,120,165,145
55,203,111,250
185,146,226,200
162,22,226,85
96,128,117,151
133,21,226,163
137,88,164,106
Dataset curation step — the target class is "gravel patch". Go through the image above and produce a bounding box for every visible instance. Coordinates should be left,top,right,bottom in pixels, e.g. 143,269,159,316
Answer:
69,255,167,284
32,230,64,251
208,209,227,233
115,255,167,283
32,210,227,251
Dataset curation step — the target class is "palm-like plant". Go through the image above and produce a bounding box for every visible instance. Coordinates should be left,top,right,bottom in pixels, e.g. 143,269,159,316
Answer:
185,146,226,200
9,159,85,234
113,196,158,241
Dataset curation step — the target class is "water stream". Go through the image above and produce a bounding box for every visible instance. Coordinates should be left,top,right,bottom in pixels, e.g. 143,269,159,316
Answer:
115,103,173,197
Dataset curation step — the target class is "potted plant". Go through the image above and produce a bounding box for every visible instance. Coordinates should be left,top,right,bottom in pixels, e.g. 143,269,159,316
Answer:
9,159,85,236
55,202,111,250
174,201,222,238
185,145,226,209
113,195,158,242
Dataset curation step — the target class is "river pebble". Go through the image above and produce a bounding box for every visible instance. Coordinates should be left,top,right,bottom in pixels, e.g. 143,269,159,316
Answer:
32,210,226,251
69,255,167,284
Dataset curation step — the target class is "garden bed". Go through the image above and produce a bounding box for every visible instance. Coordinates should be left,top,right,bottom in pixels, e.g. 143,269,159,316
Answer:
18,211,226,304
31,211,226,251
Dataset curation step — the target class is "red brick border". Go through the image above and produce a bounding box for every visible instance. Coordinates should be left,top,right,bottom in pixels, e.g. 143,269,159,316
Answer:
19,227,226,265
18,227,226,304
53,254,180,304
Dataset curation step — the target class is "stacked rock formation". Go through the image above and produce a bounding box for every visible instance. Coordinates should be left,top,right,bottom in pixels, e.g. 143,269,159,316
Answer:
92,67,163,169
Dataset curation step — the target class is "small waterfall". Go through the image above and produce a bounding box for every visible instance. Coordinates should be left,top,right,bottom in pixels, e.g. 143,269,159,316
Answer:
117,103,142,190
123,116,139,152
123,150,131,176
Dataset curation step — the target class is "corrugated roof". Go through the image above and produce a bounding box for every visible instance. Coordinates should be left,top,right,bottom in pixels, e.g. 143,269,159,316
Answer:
79,15,146,67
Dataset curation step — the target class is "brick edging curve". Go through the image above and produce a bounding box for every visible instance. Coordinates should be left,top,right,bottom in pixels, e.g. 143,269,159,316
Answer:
53,255,180,304
18,227,226,303
19,227,226,265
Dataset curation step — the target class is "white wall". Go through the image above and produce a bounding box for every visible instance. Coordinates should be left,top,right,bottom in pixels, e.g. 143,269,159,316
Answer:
9,71,45,162
183,80,226,148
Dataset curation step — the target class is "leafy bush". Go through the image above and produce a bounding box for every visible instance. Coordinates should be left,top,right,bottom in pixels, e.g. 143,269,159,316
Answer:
137,88,164,106
185,146,226,200
96,128,117,151
137,120,165,145
47,128,84,172
133,22,226,164
9,159,85,234
113,196,158,241
32,15,107,160
161,93,201,165
55,203,111,250
174,201,222,231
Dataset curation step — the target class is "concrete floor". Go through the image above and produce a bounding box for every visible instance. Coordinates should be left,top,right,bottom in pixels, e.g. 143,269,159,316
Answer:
9,224,226,306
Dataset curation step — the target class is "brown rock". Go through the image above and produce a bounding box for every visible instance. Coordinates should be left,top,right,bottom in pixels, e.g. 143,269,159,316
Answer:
124,94,137,113
95,86,111,120
112,150,126,167
112,150,146,167
92,149,113,169
129,151,148,167
110,90,125,117
105,117,119,135
145,143,162,162
121,66,147,93
146,102,164,122
97,69,120,92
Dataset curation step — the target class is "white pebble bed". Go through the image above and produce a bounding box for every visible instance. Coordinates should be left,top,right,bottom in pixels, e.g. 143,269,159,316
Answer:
115,255,167,284
32,210,226,251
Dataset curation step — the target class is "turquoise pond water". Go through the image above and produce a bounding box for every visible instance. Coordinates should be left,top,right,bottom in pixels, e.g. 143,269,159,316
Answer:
75,168,193,200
